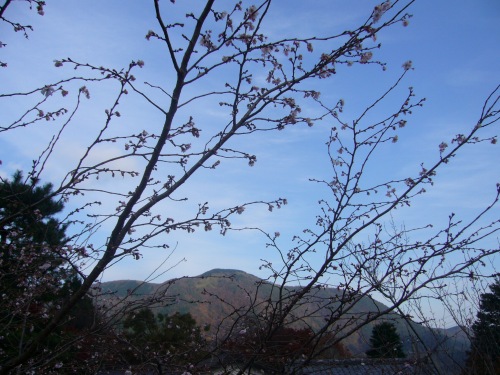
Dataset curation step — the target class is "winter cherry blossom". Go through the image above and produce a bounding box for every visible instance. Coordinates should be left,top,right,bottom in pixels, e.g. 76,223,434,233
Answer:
402,60,413,70
360,52,373,63
372,1,391,23
1,1,498,374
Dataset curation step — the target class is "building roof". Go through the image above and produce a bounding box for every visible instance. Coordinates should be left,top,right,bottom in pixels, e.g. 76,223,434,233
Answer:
298,358,436,375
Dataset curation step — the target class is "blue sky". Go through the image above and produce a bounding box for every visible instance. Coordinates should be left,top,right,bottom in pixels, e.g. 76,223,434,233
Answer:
0,0,498,294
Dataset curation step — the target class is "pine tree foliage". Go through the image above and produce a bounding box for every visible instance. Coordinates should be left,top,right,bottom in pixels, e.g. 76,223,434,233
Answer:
465,279,500,375
0,170,66,246
0,171,96,370
366,322,405,359
120,308,207,373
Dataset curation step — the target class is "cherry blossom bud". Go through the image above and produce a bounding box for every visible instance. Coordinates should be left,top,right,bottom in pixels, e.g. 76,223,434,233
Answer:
360,52,373,63
439,142,448,153
246,5,258,21
41,85,55,97
79,86,90,99
402,60,413,70
372,1,391,23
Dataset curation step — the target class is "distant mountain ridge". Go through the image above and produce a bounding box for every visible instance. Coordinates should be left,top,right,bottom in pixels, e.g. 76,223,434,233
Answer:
98,268,470,373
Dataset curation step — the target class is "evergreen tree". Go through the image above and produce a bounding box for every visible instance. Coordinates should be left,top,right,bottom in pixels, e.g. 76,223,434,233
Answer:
366,322,405,359
121,308,207,373
465,279,500,375
0,171,96,371
0,171,68,299
1,171,68,302
0,170,66,246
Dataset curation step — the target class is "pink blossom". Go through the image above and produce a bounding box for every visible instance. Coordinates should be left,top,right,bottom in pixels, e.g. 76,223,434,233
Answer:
41,85,55,97
372,1,391,23
360,52,373,63
402,60,413,70
246,5,258,22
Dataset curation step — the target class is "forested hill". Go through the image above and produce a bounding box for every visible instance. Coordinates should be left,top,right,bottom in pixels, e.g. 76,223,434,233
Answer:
98,268,469,369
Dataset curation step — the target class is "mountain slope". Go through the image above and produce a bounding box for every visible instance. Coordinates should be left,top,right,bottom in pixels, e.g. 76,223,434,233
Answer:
98,268,469,371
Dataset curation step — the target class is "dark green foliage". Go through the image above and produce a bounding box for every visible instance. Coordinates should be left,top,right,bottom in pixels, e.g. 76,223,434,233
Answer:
0,171,96,371
0,170,66,245
464,279,500,375
366,322,405,359
224,323,350,373
121,308,207,373
123,309,203,349
0,171,68,296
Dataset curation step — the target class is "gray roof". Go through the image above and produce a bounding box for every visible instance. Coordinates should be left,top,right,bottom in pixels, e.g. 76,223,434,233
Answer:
298,358,436,375
97,358,437,375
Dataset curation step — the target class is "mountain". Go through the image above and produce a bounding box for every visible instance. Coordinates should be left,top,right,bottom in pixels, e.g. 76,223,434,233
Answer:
98,268,470,373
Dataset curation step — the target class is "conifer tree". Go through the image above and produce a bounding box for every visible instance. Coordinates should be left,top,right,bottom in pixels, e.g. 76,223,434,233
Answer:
465,279,500,375
366,322,405,359
0,171,95,370
121,308,207,373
